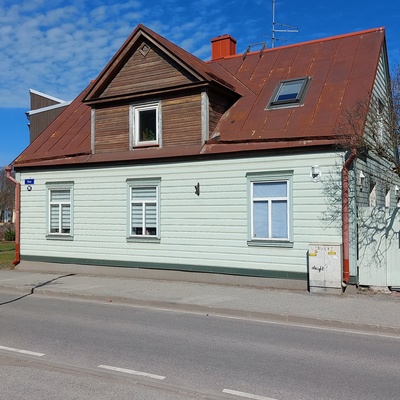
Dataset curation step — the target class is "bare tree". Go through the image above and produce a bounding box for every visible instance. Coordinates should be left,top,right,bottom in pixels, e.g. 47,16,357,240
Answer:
335,65,400,173
0,168,15,222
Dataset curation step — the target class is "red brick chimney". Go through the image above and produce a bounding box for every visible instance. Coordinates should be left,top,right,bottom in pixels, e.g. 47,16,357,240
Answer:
211,34,237,60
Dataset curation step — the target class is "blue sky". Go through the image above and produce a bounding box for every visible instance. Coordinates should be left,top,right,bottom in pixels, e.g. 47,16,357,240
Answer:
1,0,399,167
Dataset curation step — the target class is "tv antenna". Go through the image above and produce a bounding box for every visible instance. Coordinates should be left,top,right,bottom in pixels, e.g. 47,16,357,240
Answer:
271,0,299,48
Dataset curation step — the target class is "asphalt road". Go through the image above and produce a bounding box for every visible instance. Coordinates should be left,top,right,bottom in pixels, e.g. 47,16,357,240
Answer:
1,290,400,400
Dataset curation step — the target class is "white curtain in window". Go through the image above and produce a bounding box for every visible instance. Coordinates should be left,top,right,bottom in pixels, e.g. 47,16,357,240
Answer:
131,186,157,235
50,190,71,234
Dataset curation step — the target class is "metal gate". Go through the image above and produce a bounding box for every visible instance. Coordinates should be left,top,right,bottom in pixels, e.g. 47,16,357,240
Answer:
358,207,400,288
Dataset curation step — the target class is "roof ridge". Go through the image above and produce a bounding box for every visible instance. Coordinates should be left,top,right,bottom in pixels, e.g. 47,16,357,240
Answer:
209,27,385,62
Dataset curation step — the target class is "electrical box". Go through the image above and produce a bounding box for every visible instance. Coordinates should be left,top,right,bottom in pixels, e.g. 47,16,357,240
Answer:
308,244,343,293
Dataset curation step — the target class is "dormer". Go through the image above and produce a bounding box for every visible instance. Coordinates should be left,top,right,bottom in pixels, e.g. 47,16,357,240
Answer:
83,24,240,155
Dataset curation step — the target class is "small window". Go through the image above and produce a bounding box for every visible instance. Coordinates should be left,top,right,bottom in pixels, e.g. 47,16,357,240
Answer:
266,77,310,109
369,183,376,207
46,182,73,238
127,179,161,241
385,187,391,207
131,102,161,147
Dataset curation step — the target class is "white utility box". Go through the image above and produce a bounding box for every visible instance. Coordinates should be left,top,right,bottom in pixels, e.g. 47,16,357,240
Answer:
308,244,343,294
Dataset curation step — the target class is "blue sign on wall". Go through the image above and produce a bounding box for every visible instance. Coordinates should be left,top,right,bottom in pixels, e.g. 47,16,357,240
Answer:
25,179,35,185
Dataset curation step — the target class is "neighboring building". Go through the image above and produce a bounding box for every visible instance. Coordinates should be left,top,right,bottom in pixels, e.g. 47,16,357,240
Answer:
26,89,71,143
10,24,400,291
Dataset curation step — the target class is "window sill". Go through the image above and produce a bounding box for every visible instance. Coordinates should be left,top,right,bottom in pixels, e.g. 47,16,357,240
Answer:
247,240,294,248
46,235,74,241
133,143,160,149
127,236,161,244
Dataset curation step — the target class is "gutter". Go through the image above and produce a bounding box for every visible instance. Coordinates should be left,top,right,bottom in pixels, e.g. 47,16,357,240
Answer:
5,166,20,265
342,149,357,285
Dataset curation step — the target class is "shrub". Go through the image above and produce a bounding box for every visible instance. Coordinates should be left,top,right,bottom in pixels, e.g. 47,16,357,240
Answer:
4,227,15,242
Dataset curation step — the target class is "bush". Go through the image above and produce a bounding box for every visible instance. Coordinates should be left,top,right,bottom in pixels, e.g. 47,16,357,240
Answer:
4,227,15,241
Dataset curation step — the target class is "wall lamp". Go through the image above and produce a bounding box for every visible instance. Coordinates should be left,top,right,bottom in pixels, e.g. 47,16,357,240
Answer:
395,185,399,198
357,171,366,191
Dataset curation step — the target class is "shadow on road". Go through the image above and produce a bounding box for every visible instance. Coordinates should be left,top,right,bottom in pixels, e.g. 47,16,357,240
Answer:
0,274,76,306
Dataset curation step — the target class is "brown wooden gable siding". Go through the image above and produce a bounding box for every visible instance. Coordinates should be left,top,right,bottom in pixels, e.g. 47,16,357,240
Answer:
208,91,233,136
162,93,202,147
94,93,203,153
101,40,198,99
94,105,130,153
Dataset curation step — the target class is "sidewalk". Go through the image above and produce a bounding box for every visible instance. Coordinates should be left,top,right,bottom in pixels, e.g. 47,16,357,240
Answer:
1,266,400,336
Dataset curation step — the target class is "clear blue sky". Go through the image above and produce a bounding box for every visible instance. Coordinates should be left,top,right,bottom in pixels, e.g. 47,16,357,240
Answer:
1,0,399,167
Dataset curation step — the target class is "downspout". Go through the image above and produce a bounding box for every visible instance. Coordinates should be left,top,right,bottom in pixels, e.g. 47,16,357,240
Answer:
5,166,20,266
342,149,357,285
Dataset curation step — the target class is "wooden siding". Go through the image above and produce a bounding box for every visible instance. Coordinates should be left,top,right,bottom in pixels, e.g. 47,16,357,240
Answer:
162,93,202,146
30,91,60,110
208,91,233,135
19,151,345,276
94,105,130,153
101,40,197,99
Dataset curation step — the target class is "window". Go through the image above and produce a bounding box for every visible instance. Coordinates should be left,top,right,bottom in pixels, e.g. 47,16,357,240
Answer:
128,179,160,240
385,187,391,207
369,182,377,207
247,172,293,246
266,77,310,109
131,102,161,147
46,182,73,238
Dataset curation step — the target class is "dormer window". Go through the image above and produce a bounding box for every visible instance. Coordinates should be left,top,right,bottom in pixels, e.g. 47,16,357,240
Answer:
131,101,161,147
266,77,311,110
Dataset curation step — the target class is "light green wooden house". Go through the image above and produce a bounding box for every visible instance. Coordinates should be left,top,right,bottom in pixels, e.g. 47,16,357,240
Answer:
9,25,400,291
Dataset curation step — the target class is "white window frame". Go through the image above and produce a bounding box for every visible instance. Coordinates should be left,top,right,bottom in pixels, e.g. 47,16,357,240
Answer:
46,182,74,239
127,178,161,242
247,171,293,247
131,101,161,147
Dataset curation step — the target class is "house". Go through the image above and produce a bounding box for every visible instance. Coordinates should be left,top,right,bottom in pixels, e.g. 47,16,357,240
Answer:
9,24,400,291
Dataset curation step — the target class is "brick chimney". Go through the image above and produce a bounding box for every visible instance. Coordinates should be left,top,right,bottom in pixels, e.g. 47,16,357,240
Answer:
211,34,237,60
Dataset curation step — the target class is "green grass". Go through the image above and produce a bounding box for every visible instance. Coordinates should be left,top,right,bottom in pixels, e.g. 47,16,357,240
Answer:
0,242,15,269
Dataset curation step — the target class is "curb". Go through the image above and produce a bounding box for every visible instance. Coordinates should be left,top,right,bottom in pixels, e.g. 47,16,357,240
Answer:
1,285,400,337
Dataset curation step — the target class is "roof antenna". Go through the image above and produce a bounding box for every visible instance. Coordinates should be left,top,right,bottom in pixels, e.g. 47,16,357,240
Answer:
271,0,299,48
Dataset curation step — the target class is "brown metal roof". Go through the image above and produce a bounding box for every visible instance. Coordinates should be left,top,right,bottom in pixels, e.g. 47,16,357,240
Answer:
207,27,385,143
14,26,386,168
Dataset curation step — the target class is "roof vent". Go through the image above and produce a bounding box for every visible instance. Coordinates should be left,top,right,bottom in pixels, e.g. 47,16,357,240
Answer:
211,34,237,60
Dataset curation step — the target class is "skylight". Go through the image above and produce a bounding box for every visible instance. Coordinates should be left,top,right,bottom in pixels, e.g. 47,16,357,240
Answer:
266,77,311,109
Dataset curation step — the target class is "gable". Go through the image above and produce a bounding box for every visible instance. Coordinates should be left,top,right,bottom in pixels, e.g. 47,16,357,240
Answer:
100,39,198,100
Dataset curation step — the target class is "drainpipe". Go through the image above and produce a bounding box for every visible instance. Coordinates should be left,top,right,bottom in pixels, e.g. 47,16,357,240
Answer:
5,166,20,266
342,149,357,285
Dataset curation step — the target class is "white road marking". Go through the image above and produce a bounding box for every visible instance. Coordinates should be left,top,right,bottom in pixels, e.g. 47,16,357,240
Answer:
98,364,166,380
223,388,278,400
0,345,45,357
